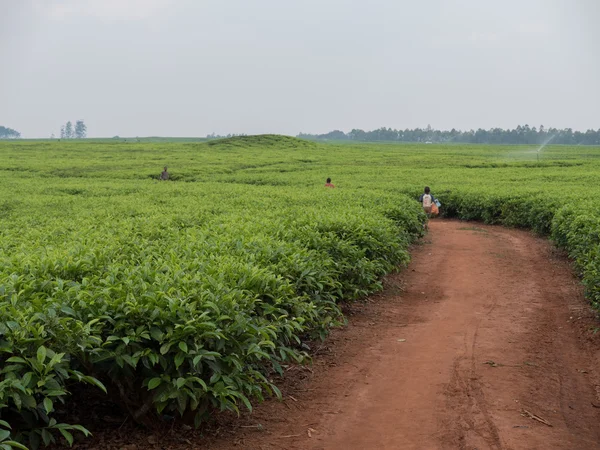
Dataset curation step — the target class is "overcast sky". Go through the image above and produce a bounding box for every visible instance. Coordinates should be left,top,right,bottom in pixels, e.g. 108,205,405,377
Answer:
1,0,599,138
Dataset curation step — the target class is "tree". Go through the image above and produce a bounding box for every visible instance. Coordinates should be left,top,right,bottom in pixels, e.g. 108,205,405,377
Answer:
60,125,66,139
65,121,74,139
0,126,21,139
297,125,600,145
75,120,87,139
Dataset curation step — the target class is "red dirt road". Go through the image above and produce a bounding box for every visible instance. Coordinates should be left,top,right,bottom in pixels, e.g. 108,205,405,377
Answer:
205,220,600,450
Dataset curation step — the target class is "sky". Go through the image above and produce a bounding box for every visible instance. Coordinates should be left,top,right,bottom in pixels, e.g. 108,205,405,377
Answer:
1,0,599,138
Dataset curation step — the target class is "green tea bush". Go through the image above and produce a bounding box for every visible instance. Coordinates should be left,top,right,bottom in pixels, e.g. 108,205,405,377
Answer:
3,137,600,448
0,171,423,447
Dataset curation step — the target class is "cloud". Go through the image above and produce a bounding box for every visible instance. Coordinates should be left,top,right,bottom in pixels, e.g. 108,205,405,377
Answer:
34,0,171,21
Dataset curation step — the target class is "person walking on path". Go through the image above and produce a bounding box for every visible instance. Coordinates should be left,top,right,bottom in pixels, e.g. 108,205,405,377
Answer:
419,186,437,229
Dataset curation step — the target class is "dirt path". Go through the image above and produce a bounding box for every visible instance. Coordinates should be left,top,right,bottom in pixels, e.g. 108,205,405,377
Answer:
199,220,600,450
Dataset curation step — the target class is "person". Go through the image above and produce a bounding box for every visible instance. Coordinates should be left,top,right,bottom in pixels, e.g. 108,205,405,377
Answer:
419,186,437,228
325,177,335,188
160,166,169,180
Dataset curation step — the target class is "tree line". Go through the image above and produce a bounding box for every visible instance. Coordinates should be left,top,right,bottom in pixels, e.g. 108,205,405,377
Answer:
59,120,87,139
298,125,600,145
0,126,21,139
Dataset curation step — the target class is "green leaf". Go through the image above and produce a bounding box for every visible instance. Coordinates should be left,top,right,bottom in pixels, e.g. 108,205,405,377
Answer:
5,357,26,364
271,384,282,399
48,353,64,368
10,393,21,410
44,389,67,397
191,377,208,391
239,394,252,412
148,378,161,390
29,431,40,450
44,397,53,414
176,377,186,389
150,327,164,341
21,372,33,388
69,424,91,437
82,376,107,394
41,429,52,446
159,343,171,355
0,421,10,430
176,391,187,414
174,353,185,369
3,442,28,450
36,346,47,365
22,395,37,409
178,342,188,353
0,430,9,442
60,306,76,317
59,428,73,446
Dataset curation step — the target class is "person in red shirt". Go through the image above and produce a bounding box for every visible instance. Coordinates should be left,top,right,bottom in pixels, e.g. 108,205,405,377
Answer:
325,177,335,188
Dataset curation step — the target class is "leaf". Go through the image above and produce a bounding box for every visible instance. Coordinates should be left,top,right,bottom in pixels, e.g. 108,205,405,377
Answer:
5,357,26,364
36,346,47,365
159,343,171,355
60,306,76,317
178,342,188,353
22,395,37,409
176,377,186,389
41,429,52,446
0,421,10,430
176,391,188,414
44,397,53,414
3,442,28,450
10,393,21,410
150,327,164,341
44,389,67,397
69,424,91,437
29,431,40,450
174,353,185,369
271,384,282,399
47,353,64,368
21,372,33,388
83,376,107,394
59,428,73,446
239,394,252,412
148,378,162,390
0,430,9,442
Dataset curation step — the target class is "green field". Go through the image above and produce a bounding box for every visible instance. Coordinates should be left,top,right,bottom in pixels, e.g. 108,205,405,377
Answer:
1,135,599,448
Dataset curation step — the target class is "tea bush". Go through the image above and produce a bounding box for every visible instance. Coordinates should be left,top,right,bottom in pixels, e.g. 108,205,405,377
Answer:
2,136,600,448
0,157,423,447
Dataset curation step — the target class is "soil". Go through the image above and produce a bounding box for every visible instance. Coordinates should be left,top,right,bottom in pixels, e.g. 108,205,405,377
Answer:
72,220,600,450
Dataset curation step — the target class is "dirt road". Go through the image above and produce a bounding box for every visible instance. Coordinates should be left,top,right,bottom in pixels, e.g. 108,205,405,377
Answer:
201,220,600,450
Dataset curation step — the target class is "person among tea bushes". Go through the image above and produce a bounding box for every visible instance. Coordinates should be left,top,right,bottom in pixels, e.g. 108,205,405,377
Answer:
325,177,335,188
160,166,169,180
